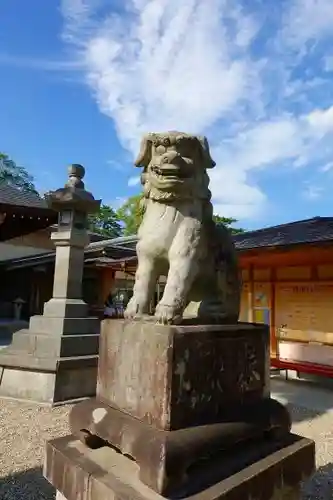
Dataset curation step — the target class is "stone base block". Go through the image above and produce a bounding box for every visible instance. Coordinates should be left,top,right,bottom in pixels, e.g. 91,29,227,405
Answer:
0,353,97,404
29,315,100,335
44,433,315,500
69,396,291,494
0,314,100,403
98,320,271,430
43,298,88,318
10,330,99,358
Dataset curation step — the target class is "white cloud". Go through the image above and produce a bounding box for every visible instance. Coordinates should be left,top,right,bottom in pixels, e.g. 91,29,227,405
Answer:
106,159,125,171
127,175,140,187
302,183,324,201
0,53,84,71
59,0,333,220
321,161,333,173
306,106,333,136
107,196,126,209
324,56,333,72
283,0,333,46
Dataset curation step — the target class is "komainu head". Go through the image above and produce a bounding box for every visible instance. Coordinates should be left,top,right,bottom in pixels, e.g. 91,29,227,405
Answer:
134,131,216,202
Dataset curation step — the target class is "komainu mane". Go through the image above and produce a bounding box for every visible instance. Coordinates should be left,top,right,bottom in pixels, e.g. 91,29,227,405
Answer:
124,131,241,325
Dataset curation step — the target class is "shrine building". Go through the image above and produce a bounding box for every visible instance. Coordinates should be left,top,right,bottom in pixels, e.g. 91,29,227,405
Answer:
1,208,333,379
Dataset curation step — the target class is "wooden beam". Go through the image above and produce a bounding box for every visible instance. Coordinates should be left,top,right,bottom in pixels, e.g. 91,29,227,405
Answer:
240,244,333,268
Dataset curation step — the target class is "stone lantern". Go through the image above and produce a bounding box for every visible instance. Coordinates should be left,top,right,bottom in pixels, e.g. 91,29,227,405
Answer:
0,165,102,404
43,164,100,319
13,297,25,321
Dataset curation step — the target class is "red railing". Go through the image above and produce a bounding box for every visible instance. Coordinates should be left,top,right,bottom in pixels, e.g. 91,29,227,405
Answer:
271,357,333,377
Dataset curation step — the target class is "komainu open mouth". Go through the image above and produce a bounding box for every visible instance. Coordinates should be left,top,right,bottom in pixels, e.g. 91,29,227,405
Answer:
151,165,189,179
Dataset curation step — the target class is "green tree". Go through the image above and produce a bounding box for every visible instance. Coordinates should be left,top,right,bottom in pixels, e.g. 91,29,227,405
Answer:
88,204,122,238
0,152,38,193
116,194,145,236
115,194,245,236
213,215,245,234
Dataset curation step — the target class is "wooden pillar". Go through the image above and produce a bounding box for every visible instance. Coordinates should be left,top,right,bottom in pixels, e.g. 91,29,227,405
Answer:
99,267,115,306
270,269,277,358
311,263,318,281
248,265,254,322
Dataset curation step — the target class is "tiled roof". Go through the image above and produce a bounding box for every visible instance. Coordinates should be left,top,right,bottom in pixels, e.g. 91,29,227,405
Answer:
233,217,333,251
0,183,48,209
2,217,333,269
85,217,333,253
1,241,137,270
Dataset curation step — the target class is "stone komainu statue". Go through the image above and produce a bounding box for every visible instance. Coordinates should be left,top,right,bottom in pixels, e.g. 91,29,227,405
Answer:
124,131,241,325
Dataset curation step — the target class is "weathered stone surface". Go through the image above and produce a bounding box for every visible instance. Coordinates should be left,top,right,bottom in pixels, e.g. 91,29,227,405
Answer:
67,319,290,494
10,331,99,357
0,349,98,370
0,361,97,404
69,396,291,495
42,298,88,319
97,320,271,430
124,131,240,325
29,315,99,335
44,433,315,500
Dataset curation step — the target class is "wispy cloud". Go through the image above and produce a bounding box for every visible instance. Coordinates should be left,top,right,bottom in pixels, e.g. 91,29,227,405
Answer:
108,196,126,210
0,53,84,72
106,159,126,171
321,161,333,173
302,182,324,201
59,0,333,219
282,0,333,47
127,175,140,187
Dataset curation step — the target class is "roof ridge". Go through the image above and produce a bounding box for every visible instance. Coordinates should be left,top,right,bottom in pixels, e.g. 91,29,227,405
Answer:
234,216,325,238
0,182,48,209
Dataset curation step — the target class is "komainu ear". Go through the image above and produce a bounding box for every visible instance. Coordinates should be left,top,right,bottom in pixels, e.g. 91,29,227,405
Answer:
197,136,216,169
134,134,153,168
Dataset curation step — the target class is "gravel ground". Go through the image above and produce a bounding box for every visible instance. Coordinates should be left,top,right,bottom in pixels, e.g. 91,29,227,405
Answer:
0,399,333,499
0,400,72,500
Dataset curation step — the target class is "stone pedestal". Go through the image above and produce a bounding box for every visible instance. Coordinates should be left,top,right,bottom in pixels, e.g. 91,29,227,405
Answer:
0,165,101,404
45,433,315,500
96,321,272,429
44,319,315,499
0,314,99,404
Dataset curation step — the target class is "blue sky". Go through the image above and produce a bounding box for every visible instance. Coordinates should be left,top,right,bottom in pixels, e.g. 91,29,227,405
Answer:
1,0,333,230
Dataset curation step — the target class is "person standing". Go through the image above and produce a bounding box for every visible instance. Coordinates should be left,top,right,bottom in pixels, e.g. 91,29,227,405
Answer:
104,293,116,318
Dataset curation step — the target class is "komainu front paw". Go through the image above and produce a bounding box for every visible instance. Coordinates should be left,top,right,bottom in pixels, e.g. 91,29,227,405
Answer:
124,297,148,319
154,303,182,325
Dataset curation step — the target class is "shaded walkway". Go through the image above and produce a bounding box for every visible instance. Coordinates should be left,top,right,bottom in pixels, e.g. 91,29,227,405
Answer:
271,377,333,419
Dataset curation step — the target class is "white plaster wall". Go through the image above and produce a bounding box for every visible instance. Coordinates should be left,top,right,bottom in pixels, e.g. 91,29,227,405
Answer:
279,341,333,367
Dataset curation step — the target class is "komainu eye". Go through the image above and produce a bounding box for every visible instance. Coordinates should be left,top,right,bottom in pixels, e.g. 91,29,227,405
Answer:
151,134,159,146
162,137,170,147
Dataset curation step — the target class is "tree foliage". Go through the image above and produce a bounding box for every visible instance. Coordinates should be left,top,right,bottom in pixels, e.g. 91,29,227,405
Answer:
0,155,244,238
88,197,245,239
212,215,245,234
88,204,122,238
0,153,38,193
116,194,145,236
